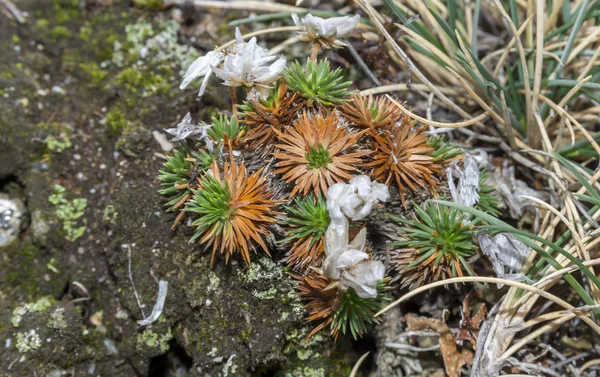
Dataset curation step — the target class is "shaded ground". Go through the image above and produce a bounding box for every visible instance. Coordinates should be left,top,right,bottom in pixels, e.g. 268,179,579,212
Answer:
0,1,358,375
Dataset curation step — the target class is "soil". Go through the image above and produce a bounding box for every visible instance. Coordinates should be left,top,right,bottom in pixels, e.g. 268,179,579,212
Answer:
0,1,359,376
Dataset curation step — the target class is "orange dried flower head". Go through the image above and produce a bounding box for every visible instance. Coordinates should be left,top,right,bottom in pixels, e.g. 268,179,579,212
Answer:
339,93,403,134
273,111,369,196
239,81,301,151
295,272,341,339
296,271,391,340
185,159,282,266
366,116,442,206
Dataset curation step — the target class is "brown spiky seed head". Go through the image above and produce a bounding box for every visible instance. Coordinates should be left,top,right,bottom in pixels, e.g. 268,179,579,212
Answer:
393,246,469,289
198,160,282,266
288,236,325,271
273,111,370,197
366,116,442,206
338,93,404,135
295,272,341,339
239,82,302,151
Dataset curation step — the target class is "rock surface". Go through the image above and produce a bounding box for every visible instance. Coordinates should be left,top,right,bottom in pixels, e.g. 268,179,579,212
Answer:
0,1,357,375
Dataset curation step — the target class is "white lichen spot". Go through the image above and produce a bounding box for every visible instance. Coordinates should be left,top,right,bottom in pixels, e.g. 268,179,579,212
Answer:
239,257,284,283
222,354,237,377
0,195,26,248
252,287,278,300
16,330,41,353
12,297,53,327
47,308,67,329
207,271,221,293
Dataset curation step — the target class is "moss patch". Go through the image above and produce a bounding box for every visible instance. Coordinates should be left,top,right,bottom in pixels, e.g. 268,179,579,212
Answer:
48,184,88,241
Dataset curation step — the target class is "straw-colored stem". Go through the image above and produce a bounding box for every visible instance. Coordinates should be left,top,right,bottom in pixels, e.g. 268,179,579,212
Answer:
309,42,320,62
229,87,238,117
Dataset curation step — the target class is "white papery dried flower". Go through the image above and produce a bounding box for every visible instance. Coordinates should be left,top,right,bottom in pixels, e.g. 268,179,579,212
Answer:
322,225,385,299
323,226,368,280
291,13,360,48
447,155,480,207
326,176,389,236
211,28,286,99
180,50,225,96
340,260,385,298
165,113,213,151
478,232,529,287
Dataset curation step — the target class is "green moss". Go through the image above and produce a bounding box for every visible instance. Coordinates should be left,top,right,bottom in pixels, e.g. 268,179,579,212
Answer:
44,134,72,153
12,296,55,327
137,328,173,353
50,25,70,40
116,66,170,97
54,0,80,24
133,0,165,9
78,24,92,42
49,184,88,241
35,19,50,31
105,107,127,135
239,329,252,342
103,204,118,223
78,62,108,88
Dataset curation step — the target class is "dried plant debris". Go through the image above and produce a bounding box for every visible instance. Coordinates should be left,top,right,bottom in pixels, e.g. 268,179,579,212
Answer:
478,232,529,285
405,315,473,377
485,163,549,219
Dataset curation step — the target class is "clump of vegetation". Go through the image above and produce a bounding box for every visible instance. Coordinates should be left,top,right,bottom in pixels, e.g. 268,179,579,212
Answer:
282,195,330,270
273,111,369,196
48,184,87,242
390,201,477,288
185,158,281,266
284,59,353,107
155,10,508,352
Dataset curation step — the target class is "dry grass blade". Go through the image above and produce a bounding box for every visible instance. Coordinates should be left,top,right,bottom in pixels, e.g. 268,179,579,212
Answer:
164,0,307,13
356,0,480,124
374,276,600,336
217,26,300,51
580,359,600,374
360,84,461,97
386,95,489,128
349,351,369,377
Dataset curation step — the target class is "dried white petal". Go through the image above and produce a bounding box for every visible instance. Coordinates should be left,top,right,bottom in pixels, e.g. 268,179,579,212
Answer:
209,28,286,98
447,155,480,207
326,176,389,223
478,232,528,287
323,228,367,280
292,13,360,48
340,260,385,299
180,50,225,96
165,113,213,150
137,280,168,326
325,183,353,237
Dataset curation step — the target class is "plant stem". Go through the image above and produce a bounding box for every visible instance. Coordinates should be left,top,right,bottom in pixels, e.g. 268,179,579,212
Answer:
229,87,238,118
310,42,320,62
